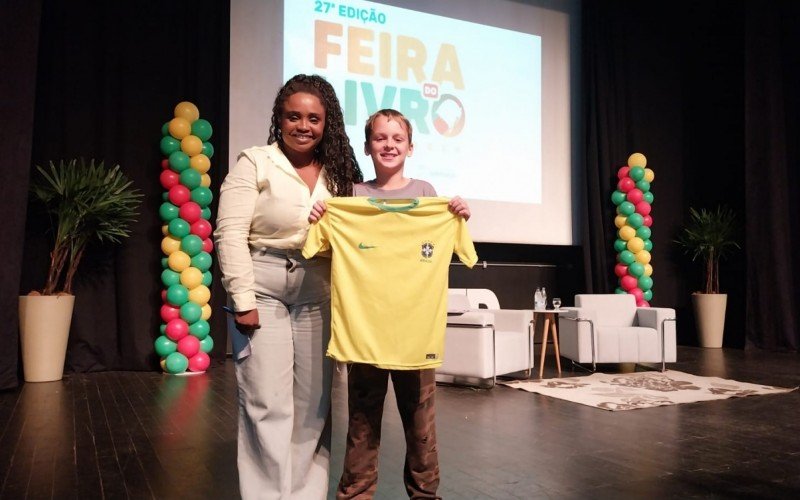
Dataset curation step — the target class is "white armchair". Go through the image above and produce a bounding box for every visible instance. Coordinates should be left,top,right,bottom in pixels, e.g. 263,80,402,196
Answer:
558,294,676,372
436,289,533,387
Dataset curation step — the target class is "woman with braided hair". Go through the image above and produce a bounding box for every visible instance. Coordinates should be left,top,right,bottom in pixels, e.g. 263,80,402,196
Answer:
216,74,362,499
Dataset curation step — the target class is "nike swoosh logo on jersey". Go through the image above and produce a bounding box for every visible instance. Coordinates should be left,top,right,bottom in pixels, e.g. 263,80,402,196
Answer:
358,243,377,249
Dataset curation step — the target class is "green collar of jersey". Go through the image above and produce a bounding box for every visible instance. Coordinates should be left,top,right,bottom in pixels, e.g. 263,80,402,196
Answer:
367,197,420,212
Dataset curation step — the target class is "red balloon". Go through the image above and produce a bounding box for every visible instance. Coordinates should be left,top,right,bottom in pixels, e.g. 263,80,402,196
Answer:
630,287,644,301
635,201,652,216
161,159,170,170
168,185,191,206
160,303,181,323
165,318,189,341
617,166,630,179
161,289,168,302
191,219,212,239
179,202,202,223
160,170,179,190
636,299,650,308
643,215,653,227
177,335,200,358
620,275,637,291
626,188,643,204
617,178,635,193
202,238,214,253
614,263,628,278
188,352,211,372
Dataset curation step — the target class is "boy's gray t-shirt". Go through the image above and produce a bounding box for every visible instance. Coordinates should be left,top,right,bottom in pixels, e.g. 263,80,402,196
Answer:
353,178,437,198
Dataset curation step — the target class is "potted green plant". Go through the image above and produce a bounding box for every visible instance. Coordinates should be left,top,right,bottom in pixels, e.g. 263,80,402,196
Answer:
674,206,740,348
19,159,142,382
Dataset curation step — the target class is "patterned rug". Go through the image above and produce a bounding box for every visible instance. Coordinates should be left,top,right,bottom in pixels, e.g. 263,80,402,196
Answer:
500,370,797,411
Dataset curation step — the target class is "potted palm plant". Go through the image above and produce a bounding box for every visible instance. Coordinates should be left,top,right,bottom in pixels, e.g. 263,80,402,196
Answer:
675,206,739,348
20,159,142,382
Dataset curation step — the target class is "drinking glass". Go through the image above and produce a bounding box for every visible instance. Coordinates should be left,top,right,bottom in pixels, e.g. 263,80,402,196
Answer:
552,297,562,310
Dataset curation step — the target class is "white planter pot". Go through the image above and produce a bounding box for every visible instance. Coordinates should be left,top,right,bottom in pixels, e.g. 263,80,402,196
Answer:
692,293,727,348
19,295,75,382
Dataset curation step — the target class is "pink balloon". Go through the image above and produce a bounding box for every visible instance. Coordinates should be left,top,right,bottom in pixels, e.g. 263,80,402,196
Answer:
179,202,202,223
617,166,630,179
202,238,214,253
161,289,168,302
177,335,200,358
626,188,643,204
620,275,637,291
630,287,644,301
160,170,180,190
161,159,170,170
160,304,181,323
165,318,189,341
614,263,628,278
636,299,650,308
617,178,635,193
643,215,653,227
190,219,212,239
188,352,211,372
635,201,652,216
168,185,191,206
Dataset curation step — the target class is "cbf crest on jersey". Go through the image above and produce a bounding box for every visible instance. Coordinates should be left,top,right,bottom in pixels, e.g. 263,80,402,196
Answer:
420,241,435,262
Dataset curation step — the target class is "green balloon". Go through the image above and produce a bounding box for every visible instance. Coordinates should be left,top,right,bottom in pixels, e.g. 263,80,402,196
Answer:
154,335,177,357
638,276,653,291
161,121,170,136
159,202,180,222
181,235,204,256
643,191,654,204
191,252,212,272
611,190,626,205
628,262,645,277
191,187,213,207
180,168,202,189
161,269,181,287
636,226,651,240
618,201,635,216
629,166,645,181
180,301,203,323
161,257,169,268
201,207,212,220
635,180,651,192
627,213,644,229
160,135,180,156
199,335,214,353
191,119,213,141
619,250,635,264
201,271,212,287
166,284,189,306
168,218,191,238
643,289,653,301
162,192,170,201
613,239,627,253
160,323,167,335
644,239,653,252
165,352,189,374
169,151,190,172
615,287,627,295
189,319,210,339
202,141,214,158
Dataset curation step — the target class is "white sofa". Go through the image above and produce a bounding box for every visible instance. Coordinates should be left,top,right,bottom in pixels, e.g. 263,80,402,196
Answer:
436,289,533,387
558,294,677,371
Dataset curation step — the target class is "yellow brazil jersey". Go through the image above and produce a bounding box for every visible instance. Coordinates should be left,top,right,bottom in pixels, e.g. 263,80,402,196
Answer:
302,197,478,369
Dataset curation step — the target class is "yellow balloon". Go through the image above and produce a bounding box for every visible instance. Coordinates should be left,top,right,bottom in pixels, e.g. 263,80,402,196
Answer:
189,285,211,306
628,152,647,168
627,237,645,253
644,264,653,277
181,135,203,156
190,153,211,174
168,251,192,272
174,101,200,122
201,304,212,320
614,215,627,229
180,267,204,289
635,249,652,265
619,225,636,241
644,168,655,183
201,174,211,187
168,117,191,140
160,358,167,371
161,235,182,255
161,224,169,236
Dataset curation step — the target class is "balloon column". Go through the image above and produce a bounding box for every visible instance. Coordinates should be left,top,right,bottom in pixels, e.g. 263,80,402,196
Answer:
611,152,655,307
155,102,215,374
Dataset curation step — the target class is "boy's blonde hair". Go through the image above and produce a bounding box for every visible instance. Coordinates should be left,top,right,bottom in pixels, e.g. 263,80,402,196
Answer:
364,109,413,144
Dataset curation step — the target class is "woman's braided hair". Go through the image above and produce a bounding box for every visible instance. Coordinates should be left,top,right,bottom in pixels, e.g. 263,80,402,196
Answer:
268,74,362,196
